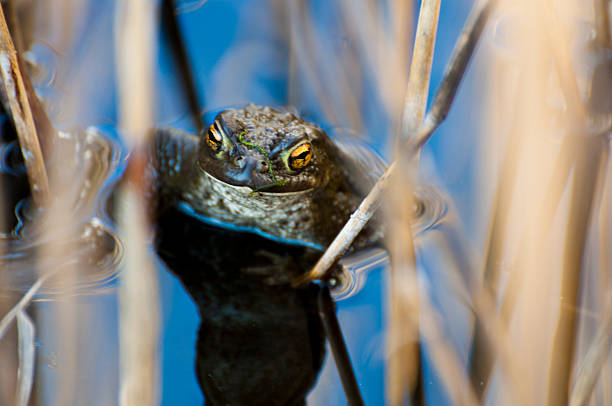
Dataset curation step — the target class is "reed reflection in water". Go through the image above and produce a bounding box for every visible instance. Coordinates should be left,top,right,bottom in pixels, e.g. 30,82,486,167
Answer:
1,0,612,406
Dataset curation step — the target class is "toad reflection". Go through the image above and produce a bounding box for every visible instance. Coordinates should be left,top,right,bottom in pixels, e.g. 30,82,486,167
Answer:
155,206,325,406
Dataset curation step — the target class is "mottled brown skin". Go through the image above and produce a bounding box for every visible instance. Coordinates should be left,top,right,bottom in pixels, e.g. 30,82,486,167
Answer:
151,103,379,249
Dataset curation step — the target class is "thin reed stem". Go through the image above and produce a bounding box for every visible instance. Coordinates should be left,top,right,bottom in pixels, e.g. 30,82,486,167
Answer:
386,1,439,404
115,0,160,405
0,271,54,342
15,310,34,406
469,72,525,398
570,293,612,406
293,0,498,286
401,0,439,139
161,0,205,133
317,284,364,406
546,136,602,406
411,0,499,150
420,288,479,406
544,9,607,397
0,4,49,206
594,0,611,47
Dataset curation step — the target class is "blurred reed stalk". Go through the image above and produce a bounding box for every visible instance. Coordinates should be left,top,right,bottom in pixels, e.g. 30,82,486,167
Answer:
0,3,44,405
0,127,16,404
0,3,48,206
0,1,107,404
385,1,439,405
115,0,160,405
40,134,87,406
570,293,612,406
288,1,500,404
474,1,612,405
0,180,15,406
161,0,205,133
287,0,364,132
295,0,497,286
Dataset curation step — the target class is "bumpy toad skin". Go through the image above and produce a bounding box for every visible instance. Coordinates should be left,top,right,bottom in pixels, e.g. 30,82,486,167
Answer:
151,104,379,249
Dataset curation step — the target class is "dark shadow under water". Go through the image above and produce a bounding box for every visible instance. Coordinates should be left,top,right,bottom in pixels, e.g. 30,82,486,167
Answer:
154,205,327,406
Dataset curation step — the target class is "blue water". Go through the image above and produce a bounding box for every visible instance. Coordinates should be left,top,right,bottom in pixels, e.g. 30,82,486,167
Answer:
21,0,486,404
153,1,482,405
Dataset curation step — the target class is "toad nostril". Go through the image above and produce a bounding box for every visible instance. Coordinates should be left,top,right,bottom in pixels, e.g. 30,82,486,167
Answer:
234,156,245,168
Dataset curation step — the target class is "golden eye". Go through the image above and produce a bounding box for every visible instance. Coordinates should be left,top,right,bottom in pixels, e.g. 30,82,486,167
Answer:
205,123,223,152
288,143,312,170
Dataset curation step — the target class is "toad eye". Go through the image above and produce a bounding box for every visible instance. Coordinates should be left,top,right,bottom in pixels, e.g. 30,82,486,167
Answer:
205,122,223,152
288,143,312,170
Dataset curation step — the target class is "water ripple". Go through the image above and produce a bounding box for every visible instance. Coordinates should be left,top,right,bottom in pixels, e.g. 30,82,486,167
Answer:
331,185,448,300
0,126,125,298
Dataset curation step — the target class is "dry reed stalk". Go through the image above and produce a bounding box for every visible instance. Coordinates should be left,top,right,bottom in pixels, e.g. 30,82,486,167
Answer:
480,4,548,404
596,152,612,403
395,216,485,406
292,161,395,287
294,0,498,286
400,0,439,142
0,273,54,342
287,0,367,132
3,0,23,54
469,74,525,397
535,4,599,405
410,0,499,150
419,290,479,406
42,175,82,405
547,138,603,406
597,150,612,319
15,310,34,406
0,174,15,406
428,212,527,404
471,291,526,404
115,0,160,405
471,0,592,389
0,3,54,404
594,0,611,48
472,75,588,399
286,0,350,129
480,1,593,404
338,0,411,123
286,0,412,139
498,134,582,327
385,1,439,404
570,294,612,406
578,7,612,404
386,169,420,406
0,269,57,405
161,0,204,133
0,4,49,206
389,0,413,117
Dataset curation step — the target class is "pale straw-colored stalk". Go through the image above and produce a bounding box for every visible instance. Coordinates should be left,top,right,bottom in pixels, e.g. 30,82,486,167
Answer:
0,4,48,405
570,293,612,406
472,0,590,393
480,1,595,405
385,1,439,405
15,310,34,406
594,0,611,48
287,1,347,129
293,0,499,287
419,290,480,406
115,0,160,405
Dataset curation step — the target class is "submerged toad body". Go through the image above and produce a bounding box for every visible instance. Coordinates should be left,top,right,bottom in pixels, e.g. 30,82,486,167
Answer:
151,104,382,249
